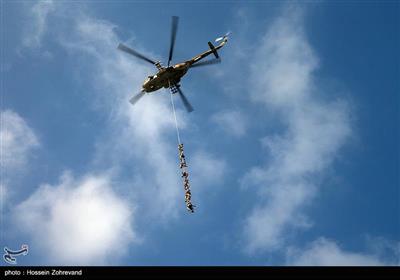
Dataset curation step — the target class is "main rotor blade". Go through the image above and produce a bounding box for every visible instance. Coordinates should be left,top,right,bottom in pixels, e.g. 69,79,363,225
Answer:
190,58,221,68
118,43,157,65
176,86,194,113
168,16,179,67
129,91,146,105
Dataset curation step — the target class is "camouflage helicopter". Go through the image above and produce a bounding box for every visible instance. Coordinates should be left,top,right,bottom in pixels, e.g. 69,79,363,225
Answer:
117,16,229,112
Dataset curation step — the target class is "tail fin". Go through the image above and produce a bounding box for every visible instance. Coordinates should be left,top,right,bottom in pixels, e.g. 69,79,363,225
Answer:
208,41,220,59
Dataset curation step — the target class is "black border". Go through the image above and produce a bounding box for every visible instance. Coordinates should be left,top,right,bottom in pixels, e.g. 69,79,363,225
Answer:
1,266,399,279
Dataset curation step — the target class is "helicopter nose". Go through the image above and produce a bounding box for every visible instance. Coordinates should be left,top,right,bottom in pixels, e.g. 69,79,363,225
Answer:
142,80,154,92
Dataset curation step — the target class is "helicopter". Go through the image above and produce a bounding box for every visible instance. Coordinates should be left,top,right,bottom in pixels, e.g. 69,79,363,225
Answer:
117,16,229,112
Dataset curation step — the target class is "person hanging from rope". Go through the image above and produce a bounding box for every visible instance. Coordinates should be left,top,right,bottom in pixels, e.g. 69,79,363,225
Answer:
178,145,184,157
184,181,190,189
179,156,187,168
179,152,187,168
186,203,195,213
183,180,190,191
181,171,189,178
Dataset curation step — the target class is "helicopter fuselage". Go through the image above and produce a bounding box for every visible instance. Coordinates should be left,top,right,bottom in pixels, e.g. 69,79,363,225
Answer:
142,63,189,92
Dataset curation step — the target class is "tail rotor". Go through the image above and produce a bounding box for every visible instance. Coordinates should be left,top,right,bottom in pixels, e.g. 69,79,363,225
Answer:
215,31,231,43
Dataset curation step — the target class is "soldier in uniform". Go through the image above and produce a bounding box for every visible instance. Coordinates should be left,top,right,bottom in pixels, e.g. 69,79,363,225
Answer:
186,203,195,213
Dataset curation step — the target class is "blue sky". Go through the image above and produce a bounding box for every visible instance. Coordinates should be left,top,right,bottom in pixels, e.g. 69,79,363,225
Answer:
1,0,399,265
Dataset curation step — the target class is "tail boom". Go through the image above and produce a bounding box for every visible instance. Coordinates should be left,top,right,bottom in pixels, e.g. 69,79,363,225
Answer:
188,35,228,65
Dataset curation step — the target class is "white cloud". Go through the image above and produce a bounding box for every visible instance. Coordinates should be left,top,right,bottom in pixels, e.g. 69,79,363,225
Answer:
243,182,315,252
249,7,318,108
22,0,55,49
190,150,227,188
211,110,247,137
364,236,400,262
0,110,39,172
14,172,136,265
286,237,397,266
241,7,352,253
0,109,39,223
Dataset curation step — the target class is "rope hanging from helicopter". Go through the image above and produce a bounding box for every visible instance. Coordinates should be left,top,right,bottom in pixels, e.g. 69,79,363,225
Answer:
169,85,195,213
170,89,181,144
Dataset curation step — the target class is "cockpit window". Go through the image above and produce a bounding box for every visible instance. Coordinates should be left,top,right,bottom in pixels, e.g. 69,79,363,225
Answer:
145,75,156,84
